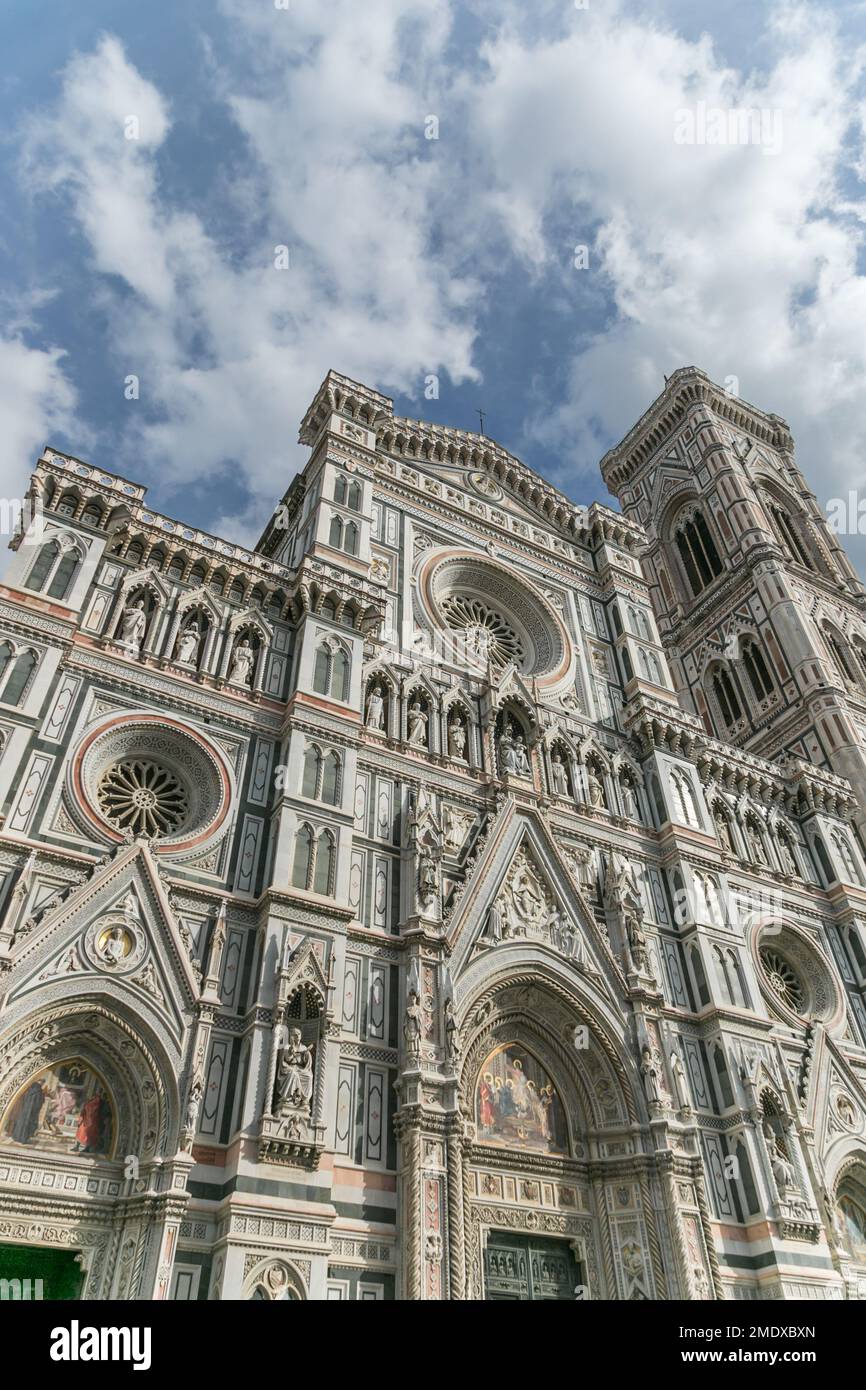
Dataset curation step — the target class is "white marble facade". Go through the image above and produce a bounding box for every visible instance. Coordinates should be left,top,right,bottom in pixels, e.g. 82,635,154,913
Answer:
1,368,866,1300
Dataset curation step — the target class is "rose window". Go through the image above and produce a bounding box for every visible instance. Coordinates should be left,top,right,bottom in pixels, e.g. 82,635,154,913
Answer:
759,948,805,1012
97,759,190,837
440,595,525,668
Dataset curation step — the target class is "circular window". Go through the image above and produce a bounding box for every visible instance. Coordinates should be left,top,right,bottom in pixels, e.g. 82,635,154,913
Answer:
97,759,190,837
752,924,844,1029
418,552,570,680
71,713,233,854
759,947,805,1012
439,594,525,668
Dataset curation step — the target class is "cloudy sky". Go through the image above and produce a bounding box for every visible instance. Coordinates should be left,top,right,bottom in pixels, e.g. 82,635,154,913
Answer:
2,0,866,559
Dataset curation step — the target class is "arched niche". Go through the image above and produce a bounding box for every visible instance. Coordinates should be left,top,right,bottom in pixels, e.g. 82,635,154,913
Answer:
0,999,180,1162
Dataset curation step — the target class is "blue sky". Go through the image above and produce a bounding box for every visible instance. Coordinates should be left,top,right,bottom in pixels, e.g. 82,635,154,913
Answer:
2,0,866,559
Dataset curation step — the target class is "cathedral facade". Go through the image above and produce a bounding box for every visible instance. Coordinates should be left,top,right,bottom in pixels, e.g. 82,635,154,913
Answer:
2,366,866,1300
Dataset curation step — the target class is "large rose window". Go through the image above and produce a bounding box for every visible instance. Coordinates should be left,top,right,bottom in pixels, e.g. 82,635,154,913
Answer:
418,552,570,680
71,713,233,853
97,759,190,837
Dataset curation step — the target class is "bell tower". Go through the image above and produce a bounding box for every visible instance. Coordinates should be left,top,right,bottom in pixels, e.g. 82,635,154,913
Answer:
601,367,866,853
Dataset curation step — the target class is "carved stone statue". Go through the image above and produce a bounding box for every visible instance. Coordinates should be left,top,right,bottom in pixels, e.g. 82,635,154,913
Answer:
778,837,798,876
550,752,569,797
366,684,385,730
586,766,605,808
512,733,531,777
762,1117,795,1196
182,1078,203,1152
620,777,638,819
670,1050,691,1111
714,807,734,853
229,638,255,687
407,701,428,747
418,844,440,907
176,623,200,665
448,717,466,760
120,598,146,654
403,990,422,1059
640,1043,662,1108
274,1027,314,1112
444,998,459,1064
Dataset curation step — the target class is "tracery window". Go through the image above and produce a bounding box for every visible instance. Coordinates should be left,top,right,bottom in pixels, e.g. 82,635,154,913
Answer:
313,642,351,701
292,825,336,894
823,626,858,685
301,745,341,805
0,644,39,707
769,503,816,572
741,639,774,701
334,474,362,511
712,667,743,729
25,538,81,601
675,511,723,597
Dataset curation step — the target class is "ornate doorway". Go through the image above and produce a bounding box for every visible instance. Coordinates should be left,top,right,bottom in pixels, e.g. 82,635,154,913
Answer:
483,1233,581,1301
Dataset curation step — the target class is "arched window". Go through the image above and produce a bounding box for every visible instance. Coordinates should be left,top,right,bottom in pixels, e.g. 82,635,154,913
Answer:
313,646,331,695
331,648,350,701
2,650,37,706
313,831,334,894
312,643,350,702
328,514,343,549
292,826,314,889
675,511,723,596
712,667,743,729
320,598,337,621
81,501,104,527
0,643,12,686
321,751,341,805
741,639,774,701
55,492,78,518
833,832,863,885
302,746,321,799
334,474,362,511
26,539,60,592
343,521,359,557
823,627,858,684
46,549,79,600
670,768,700,827
769,502,816,571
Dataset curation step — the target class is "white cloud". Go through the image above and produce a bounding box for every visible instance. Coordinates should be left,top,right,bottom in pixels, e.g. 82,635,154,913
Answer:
13,3,866,567
465,3,866,537
19,18,479,541
0,328,78,527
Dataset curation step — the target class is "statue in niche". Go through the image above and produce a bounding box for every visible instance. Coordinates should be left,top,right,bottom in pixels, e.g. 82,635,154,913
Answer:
366,684,385,730
620,777,638,819
500,724,530,777
403,990,422,1059
274,1027,314,1113
550,752,570,797
229,638,255,687
570,843,597,895
176,623,201,665
714,807,734,853
762,1116,795,1196
746,820,768,866
669,1050,691,1110
448,716,467,760
443,998,459,1065
418,843,440,907
640,1044,662,1108
120,598,146,654
586,765,605,808
626,912,648,973
407,700,428,747
181,1077,203,1152
778,836,798,876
